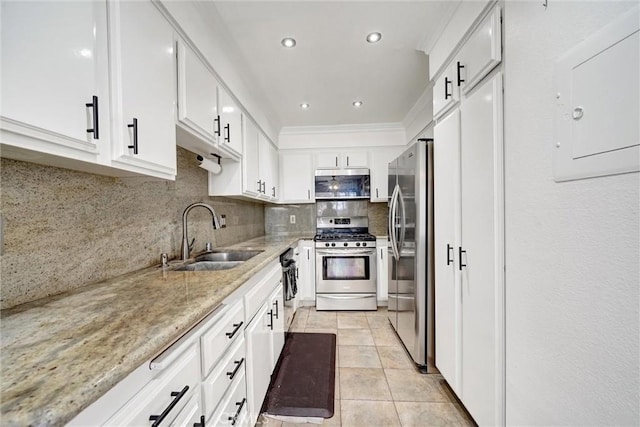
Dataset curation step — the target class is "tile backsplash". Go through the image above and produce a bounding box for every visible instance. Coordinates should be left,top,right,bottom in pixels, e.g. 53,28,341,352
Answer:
0,148,264,310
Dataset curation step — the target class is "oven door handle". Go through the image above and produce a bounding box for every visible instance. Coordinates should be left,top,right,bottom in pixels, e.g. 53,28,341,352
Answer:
316,249,376,255
318,294,375,300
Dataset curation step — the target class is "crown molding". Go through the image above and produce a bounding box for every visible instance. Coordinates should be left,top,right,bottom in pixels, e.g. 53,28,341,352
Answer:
279,122,405,136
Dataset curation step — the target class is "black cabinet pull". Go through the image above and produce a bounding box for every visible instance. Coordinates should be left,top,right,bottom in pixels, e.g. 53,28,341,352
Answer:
257,180,262,193
214,115,221,136
224,123,230,142
127,118,138,154
458,246,467,271
267,309,273,330
456,61,465,86
346,155,350,166
225,321,243,339
261,181,266,194
376,188,379,198
149,385,189,427
447,244,454,266
273,300,279,319
193,415,205,427
86,95,99,139
226,357,245,380
227,398,246,426
272,186,276,198
444,77,452,100
335,156,338,167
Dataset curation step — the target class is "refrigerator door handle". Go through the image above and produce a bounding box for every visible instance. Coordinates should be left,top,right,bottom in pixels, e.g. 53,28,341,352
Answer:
397,187,406,251
389,184,400,260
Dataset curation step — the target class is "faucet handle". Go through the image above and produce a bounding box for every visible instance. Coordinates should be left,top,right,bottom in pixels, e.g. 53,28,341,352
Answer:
188,238,195,251
205,242,213,252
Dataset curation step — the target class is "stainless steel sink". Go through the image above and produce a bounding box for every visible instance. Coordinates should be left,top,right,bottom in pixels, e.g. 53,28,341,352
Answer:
194,250,263,263
174,261,244,271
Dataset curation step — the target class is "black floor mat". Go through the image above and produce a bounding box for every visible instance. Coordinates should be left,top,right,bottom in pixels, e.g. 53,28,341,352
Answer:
262,332,336,418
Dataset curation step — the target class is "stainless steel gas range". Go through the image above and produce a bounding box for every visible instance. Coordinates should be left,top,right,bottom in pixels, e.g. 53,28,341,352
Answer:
314,201,377,311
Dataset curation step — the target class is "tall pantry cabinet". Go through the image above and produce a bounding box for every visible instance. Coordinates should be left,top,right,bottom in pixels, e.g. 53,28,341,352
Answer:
433,6,504,427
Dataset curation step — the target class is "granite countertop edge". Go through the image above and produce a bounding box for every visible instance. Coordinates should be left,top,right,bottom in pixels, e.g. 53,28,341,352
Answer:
0,234,312,427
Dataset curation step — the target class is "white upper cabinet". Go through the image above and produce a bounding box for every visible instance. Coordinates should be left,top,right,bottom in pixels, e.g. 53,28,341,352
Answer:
218,86,243,158
314,150,369,169
243,118,260,197
279,151,314,203
108,0,176,179
456,7,502,94
370,146,403,202
176,39,219,145
0,0,109,163
258,132,279,200
433,61,460,120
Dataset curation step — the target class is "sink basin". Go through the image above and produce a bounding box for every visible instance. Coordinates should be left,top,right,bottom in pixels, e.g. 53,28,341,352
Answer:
174,261,244,271
194,250,263,263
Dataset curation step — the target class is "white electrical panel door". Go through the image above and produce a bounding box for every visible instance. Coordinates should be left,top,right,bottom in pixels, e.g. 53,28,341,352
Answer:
554,7,639,181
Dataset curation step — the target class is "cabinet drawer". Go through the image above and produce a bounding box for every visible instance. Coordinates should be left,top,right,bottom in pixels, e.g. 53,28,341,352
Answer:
201,301,245,378
202,336,246,420
457,7,501,94
105,344,199,426
211,369,248,427
170,391,203,427
244,263,282,323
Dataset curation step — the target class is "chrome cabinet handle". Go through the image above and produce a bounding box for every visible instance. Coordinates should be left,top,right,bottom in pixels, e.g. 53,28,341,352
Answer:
86,95,99,139
127,118,138,154
149,385,189,427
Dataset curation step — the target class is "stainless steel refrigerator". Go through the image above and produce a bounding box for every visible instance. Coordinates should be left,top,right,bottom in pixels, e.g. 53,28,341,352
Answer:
387,139,436,372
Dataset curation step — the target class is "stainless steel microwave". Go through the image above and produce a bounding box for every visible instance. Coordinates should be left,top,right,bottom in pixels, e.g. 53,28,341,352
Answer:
314,168,370,200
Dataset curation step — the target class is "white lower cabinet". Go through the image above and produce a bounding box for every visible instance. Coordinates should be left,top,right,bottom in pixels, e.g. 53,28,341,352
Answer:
433,72,504,426
297,240,316,304
244,262,285,426
171,392,204,427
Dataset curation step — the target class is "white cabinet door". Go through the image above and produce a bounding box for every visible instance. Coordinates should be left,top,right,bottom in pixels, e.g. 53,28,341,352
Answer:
280,151,314,203
433,108,462,396
218,86,243,157
245,303,272,426
109,0,176,178
459,73,502,427
376,239,389,303
297,241,316,304
457,7,502,94
370,147,403,202
433,61,460,120
269,284,285,369
314,152,340,169
176,39,218,144
243,119,260,197
0,1,109,161
258,132,277,200
343,151,369,168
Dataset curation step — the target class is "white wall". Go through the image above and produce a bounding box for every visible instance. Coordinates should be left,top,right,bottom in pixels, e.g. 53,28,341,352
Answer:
503,2,639,425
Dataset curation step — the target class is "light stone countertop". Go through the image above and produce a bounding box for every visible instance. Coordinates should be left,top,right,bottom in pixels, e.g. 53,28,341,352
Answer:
0,234,311,427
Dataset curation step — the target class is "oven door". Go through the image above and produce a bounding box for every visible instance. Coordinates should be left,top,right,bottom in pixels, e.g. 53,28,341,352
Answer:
315,247,377,293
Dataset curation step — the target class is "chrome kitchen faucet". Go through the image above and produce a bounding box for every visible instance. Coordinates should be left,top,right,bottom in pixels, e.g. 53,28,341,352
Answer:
181,202,221,260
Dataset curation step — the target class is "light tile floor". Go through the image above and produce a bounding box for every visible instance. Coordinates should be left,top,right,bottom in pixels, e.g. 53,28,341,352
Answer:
257,307,476,427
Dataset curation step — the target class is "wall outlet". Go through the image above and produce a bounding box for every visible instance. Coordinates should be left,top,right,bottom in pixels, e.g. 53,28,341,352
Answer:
220,214,227,228
289,215,296,224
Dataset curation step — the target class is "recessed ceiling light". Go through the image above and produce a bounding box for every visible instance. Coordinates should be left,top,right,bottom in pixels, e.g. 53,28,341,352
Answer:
366,32,382,43
352,101,363,107
300,103,310,109
281,37,296,48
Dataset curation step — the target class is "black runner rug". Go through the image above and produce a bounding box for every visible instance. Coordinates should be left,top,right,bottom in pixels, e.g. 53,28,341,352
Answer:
262,332,336,418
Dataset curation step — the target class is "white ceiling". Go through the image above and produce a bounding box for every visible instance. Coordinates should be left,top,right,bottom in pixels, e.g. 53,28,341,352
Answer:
211,1,460,129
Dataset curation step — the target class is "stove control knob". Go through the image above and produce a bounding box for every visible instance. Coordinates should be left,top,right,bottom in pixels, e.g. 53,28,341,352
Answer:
344,242,348,247
331,243,336,247
325,243,330,247
362,242,367,247
356,242,361,247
